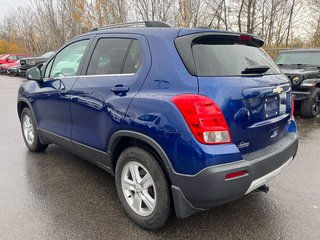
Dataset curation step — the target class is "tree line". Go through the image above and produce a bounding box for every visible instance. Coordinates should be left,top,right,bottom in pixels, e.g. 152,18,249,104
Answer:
0,0,319,55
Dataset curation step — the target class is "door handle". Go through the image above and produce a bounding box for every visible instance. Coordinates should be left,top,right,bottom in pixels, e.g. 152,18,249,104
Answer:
111,86,129,93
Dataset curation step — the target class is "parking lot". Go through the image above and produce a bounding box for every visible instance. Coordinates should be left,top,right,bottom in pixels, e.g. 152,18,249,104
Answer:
0,75,319,240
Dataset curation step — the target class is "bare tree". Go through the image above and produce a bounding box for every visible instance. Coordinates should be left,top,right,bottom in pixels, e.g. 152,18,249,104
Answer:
0,0,315,55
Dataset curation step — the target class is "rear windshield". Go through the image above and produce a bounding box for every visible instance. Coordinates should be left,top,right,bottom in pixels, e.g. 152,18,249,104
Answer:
192,44,280,76
275,51,320,65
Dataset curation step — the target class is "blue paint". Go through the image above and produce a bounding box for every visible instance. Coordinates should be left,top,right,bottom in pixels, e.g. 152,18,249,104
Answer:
18,27,298,175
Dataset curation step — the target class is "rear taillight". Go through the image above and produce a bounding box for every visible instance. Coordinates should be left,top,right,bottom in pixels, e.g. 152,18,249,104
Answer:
171,94,232,144
291,94,294,119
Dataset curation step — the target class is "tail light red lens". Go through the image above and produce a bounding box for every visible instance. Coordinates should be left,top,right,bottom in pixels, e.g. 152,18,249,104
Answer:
291,94,294,119
171,94,232,144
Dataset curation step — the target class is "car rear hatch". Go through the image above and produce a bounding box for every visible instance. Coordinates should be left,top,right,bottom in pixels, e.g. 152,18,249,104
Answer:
175,32,292,155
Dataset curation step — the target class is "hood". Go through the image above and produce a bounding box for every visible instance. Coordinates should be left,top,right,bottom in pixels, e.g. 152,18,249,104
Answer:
279,67,320,78
20,56,48,62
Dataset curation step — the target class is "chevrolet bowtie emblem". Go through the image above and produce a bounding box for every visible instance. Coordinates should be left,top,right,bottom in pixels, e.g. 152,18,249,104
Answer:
273,86,283,94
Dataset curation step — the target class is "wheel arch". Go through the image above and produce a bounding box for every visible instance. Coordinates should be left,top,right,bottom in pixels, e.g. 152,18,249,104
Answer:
17,99,31,120
108,130,203,218
301,79,320,88
108,131,174,184
17,99,48,144
17,99,39,125
17,99,39,126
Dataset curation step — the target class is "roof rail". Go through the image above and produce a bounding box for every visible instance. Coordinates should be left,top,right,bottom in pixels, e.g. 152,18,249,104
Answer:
91,21,171,32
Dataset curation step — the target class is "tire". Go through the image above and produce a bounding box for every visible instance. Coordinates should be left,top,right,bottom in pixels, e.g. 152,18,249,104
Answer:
20,108,48,152
115,147,170,230
301,88,320,118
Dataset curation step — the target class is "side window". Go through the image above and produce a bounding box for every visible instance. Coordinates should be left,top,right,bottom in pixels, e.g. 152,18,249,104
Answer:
50,40,89,78
87,38,131,75
8,56,17,61
123,40,141,74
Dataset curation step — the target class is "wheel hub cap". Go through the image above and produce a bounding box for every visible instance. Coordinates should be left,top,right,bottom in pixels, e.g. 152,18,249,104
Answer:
22,115,34,145
121,161,156,216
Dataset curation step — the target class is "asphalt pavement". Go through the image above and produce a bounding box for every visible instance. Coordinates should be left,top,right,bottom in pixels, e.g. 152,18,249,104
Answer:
0,75,319,240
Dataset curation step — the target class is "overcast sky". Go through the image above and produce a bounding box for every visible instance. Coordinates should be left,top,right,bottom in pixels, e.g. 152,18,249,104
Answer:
0,0,28,19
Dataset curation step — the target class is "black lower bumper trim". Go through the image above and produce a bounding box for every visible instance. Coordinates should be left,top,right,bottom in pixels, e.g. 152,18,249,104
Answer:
171,133,298,218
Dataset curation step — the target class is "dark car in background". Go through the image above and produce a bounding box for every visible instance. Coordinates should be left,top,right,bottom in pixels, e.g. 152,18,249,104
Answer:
276,49,320,117
7,64,21,76
19,51,55,77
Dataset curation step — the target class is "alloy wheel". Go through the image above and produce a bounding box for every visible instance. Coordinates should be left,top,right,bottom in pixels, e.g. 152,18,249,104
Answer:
23,114,34,145
121,161,157,216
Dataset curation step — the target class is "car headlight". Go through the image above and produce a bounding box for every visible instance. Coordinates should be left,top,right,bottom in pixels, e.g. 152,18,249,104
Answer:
290,75,303,85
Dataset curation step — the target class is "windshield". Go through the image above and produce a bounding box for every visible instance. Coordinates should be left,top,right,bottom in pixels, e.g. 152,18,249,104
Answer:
62,53,82,62
41,51,55,58
276,51,320,65
193,44,281,76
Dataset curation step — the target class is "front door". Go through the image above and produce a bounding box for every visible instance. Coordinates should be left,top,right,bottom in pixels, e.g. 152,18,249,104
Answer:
32,38,92,147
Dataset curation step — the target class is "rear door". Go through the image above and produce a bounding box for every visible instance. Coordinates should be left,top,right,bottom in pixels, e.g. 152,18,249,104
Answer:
70,34,151,163
177,33,292,154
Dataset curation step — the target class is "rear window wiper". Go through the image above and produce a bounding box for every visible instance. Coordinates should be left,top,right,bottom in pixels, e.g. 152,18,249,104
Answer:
241,65,270,74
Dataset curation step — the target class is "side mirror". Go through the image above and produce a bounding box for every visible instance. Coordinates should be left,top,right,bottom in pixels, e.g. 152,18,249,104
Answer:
26,67,43,81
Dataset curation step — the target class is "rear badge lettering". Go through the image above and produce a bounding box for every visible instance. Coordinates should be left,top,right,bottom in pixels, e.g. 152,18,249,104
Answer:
238,141,250,149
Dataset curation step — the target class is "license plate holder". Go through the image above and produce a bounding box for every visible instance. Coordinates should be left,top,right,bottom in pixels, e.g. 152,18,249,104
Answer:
264,96,279,118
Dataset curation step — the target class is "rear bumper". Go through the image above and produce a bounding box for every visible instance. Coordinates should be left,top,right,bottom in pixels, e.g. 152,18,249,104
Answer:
245,156,293,194
171,131,298,218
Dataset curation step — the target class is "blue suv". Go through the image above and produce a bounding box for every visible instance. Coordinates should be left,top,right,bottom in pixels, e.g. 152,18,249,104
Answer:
18,21,298,230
